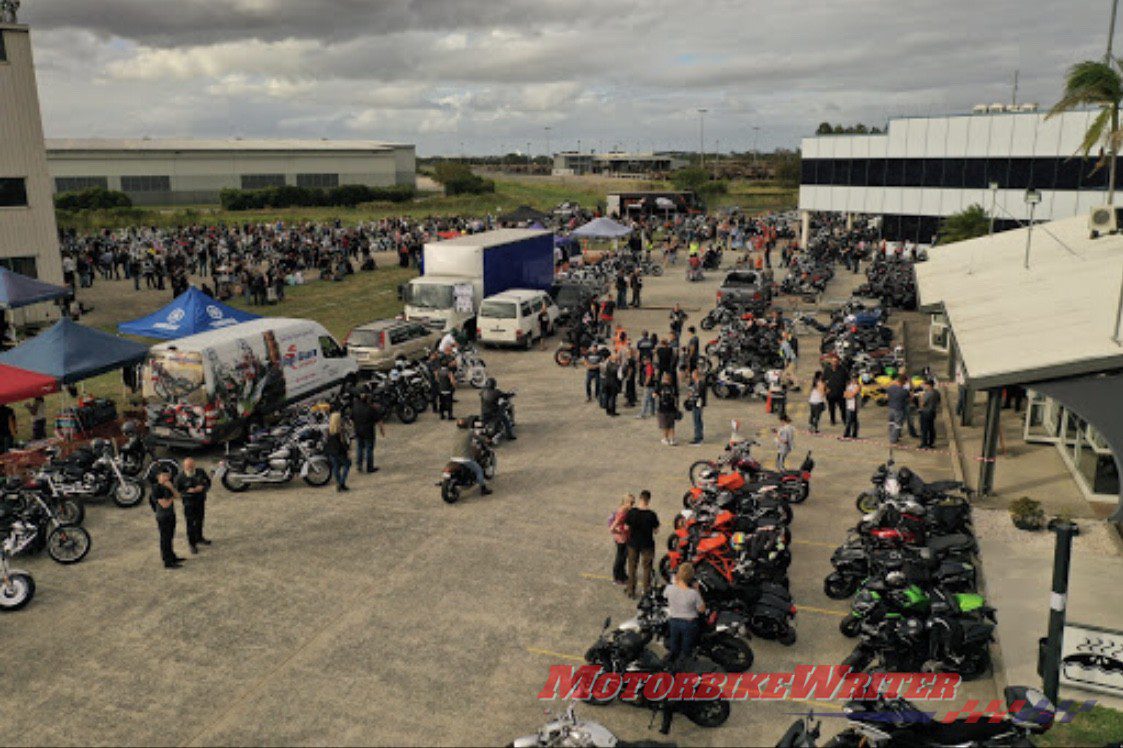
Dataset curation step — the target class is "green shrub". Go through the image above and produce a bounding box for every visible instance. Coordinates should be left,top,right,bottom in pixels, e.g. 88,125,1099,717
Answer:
54,187,132,210
219,183,415,211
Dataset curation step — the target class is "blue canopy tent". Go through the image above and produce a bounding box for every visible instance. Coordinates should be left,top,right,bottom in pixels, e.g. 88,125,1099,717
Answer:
0,268,69,309
0,318,149,384
117,287,259,339
571,217,632,239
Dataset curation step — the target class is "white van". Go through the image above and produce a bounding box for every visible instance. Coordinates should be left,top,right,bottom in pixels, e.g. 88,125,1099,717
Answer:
476,289,559,348
142,318,356,446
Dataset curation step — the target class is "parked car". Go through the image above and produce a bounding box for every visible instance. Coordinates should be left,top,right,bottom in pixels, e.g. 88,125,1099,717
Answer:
717,270,771,305
550,282,598,324
476,289,560,348
345,319,440,372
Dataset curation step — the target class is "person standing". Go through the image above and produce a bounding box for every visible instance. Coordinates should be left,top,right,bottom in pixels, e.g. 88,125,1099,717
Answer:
919,380,942,449
584,345,605,404
808,371,826,433
657,373,679,446
603,352,621,416
351,393,386,473
669,304,686,346
775,414,795,469
624,490,660,599
24,397,46,441
0,401,15,453
151,470,183,569
615,272,628,310
630,270,643,308
688,368,707,445
664,562,705,665
637,357,657,419
325,411,352,491
843,375,862,439
175,457,212,554
885,373,909,444
824,359,848,427
609,494,635,586
537,302,550,351
684,326,700,378
436,361,456,420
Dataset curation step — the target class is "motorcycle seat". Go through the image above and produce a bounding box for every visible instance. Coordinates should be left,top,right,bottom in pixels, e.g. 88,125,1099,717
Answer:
925,534,976,555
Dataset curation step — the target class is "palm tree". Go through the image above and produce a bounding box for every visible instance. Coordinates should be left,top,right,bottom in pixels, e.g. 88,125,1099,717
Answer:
1049,60,1123,205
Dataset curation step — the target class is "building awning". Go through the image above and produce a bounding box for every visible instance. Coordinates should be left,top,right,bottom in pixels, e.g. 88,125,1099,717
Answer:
915,214,1123,389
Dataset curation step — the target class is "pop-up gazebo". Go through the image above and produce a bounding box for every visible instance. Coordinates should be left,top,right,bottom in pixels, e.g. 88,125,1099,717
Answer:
118,287,259,339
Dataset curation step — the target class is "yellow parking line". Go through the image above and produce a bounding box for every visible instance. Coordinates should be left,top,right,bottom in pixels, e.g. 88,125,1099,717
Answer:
798,605,848,618
580,572,615,581
527,646,584,662
793,539,837,549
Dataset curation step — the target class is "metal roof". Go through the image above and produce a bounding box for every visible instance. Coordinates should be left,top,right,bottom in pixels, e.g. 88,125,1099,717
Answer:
45,138,411,153
430,229,551,248
915,213,1123,388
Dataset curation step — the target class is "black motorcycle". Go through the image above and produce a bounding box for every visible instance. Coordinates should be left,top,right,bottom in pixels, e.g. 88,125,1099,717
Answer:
583,616,731,729
439,431,496,504
37,439,146,509
0,490,91,565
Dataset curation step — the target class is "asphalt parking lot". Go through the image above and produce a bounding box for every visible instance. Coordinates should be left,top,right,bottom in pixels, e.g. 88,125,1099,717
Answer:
0,257,998,746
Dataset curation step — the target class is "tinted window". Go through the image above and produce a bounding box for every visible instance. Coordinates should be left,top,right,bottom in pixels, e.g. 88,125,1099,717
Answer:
868,159,886,187
296,173,340,189
480,301,517,319
850,159,868,187
319,335,345,358
0,178,27,207
1007,158,1032,189
986,158,1009,188
0,31,6,62
963,158,987,189
903,159,923,186
885,159,905,187
1034,157,1059,191
55,176,109,193
800,159,816,185
120,175,171,192
388,326,410,345
921,158,943,188
241,174,286,190
942,159,965,189
0,257,38,278
347,329,382,348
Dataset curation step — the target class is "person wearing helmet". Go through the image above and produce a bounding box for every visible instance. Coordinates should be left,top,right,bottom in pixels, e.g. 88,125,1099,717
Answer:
479,378,515,441
451,418,492,495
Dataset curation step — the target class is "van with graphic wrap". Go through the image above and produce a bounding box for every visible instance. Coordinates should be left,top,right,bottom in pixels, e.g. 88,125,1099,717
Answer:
142,318,356,447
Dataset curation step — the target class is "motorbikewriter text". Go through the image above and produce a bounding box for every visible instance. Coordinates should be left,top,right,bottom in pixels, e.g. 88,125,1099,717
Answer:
538,664,961,702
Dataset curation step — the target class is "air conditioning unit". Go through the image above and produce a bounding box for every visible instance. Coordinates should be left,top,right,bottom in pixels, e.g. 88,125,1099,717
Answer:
1089,205,1121,234
972,104,989,115
989,103,1006,113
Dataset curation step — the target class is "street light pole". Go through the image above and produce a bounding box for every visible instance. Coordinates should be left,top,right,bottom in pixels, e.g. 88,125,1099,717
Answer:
1108,0,1120,63
1024,188,1042,269
698,108,708,168
988,182,1000,236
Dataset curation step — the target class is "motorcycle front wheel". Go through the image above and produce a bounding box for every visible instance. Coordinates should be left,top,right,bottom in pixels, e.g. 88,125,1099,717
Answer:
838,615,862,638
469,367,488,388
302,459,332,487
649,264,664,277
823,572,861,600
56,498,85,526
700,317,715,331
554,348,574,367
0,572,35,611
396,403,418,424
688,460,718,486
112,479,146,508
687,698,730,728
221,472,250,493
855,492,879,514
711,382,732,399
441,480,460,504
47,524,91,564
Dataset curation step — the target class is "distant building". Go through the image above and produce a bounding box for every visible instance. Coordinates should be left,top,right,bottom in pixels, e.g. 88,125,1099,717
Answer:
45,139,417,206
552,151,687,178
0,19,64,291
798,106,1116,246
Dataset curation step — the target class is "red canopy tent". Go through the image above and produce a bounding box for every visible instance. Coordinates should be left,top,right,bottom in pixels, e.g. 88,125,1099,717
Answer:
0,363,58,404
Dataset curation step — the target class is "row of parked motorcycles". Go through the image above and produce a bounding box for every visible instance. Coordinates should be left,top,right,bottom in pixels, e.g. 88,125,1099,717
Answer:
855,255,920,311
575,439,814,734
824,460,995,683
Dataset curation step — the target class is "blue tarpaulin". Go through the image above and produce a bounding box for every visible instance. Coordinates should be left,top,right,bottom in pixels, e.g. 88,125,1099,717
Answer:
118,287,259,339
571,217,632,239
0,318,149,384
0,268,69,309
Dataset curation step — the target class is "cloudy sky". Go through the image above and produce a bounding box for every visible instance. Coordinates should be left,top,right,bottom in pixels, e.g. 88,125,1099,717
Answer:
22,0,1112,156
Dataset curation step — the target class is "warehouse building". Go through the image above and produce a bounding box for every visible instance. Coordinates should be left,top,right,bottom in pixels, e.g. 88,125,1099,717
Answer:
0,19,64,292
45,139,417,206
797,106,1114,247
552,151,687,177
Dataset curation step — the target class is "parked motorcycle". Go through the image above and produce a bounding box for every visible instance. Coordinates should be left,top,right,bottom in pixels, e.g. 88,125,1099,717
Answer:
511,703,670,748
0,490,91,564
583,616,731,729
0,536,34,611
37,439,146,508
631,589,755,672
217,424,332,492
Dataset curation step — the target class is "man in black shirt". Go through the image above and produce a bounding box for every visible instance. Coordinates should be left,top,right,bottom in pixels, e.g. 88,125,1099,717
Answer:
152,470,183,569
603,353,621,416
624,490,660,598
175,458,212,554
351,393,386,473
0,403,15,453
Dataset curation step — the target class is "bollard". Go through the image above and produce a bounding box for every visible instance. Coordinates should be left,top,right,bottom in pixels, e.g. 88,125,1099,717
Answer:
1042,520,1077,705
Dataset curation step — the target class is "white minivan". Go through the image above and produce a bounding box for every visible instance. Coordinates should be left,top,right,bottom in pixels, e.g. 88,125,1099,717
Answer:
476,289,559,348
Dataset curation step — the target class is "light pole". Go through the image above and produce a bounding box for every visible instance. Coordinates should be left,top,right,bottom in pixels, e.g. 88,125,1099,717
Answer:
1024,188,1042,269
697,108,708,168
544,126,552,160
988,182,1000,236
752,127,761,171
1108,0,1120,62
